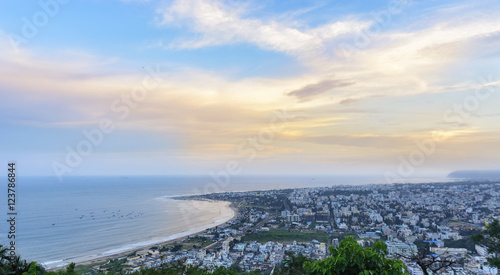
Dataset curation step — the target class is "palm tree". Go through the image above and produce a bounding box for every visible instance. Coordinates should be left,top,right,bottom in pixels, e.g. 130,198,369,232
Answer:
0,245,11,275
6,255,29,275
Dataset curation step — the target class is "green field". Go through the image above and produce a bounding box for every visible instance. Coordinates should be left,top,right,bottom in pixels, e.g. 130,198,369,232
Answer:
240,230,355,244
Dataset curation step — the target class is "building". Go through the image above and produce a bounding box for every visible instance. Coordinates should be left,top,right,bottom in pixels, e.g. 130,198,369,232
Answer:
316,211,330,221
386,242,417,257
303,213,316,222
287,214,300,222
430,247,468,258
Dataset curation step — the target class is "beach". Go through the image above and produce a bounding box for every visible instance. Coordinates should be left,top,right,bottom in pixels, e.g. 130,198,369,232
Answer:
10,175,407,270
44,199,237,270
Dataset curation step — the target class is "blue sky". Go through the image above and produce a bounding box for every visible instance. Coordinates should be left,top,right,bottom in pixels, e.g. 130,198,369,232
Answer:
1,0,499,180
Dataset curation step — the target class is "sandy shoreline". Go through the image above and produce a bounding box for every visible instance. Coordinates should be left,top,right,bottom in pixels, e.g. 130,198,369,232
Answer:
45,200,238,271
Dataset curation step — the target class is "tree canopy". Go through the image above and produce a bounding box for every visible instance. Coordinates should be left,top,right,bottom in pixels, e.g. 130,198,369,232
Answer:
305,237,408,275
1,239,410,275
472,219,500,269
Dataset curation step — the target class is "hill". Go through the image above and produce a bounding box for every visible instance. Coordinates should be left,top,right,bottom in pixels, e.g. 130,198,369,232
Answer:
448,170,500,179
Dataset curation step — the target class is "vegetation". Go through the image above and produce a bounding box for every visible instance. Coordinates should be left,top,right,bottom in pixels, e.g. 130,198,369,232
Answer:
72,260,107,274
400,241,454,275
1,238,409,275
443,237,476,252
304,237,408,274
240,230,355,244
273,252,311,275
169,244,183,252
99,258,129,274
159,237,213,252
472,219,500,269
0,245,45,275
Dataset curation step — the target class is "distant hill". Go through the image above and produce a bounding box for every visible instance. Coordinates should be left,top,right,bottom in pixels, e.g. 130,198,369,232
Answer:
448,170,500,179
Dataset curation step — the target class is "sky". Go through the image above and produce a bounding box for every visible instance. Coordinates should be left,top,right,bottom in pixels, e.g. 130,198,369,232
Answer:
0,0,499,179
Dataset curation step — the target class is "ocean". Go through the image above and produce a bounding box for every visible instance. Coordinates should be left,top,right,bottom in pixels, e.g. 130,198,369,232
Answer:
0,175,452,268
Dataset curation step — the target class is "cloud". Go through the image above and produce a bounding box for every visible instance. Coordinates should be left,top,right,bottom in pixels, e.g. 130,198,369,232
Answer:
286,79,355,102
2,0,500,175
295,134,413,149
154,0,500,105
156,0,370,59
339,98,360,105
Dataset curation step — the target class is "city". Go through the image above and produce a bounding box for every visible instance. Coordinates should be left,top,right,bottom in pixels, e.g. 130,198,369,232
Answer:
87,180,500,274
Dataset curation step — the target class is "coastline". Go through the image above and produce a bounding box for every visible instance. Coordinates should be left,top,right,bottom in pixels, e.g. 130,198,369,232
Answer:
45,200,237,271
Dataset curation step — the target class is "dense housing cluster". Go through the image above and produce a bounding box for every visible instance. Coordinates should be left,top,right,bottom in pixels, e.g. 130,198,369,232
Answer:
89,181,499,274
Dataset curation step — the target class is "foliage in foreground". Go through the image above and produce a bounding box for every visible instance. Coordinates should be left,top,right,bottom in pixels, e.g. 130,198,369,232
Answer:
135,237,408,275
304,237,408,275
472,219,500,269
0,245,45,275
2,237,410,275
133,238,409,275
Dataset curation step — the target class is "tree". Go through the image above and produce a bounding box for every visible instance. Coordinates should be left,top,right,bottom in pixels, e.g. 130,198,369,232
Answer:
228,263,242,273
0,246,45,275
5,255,32,275
305,237,408,274
472,219,500,269
170,244,183,252
397,241,454,275
22,262,39,275
135,262,238,275
0,245,9,275
211,267,239,275
274,251,311,275
65,263,76,275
